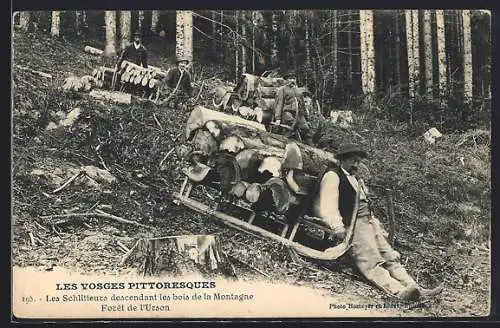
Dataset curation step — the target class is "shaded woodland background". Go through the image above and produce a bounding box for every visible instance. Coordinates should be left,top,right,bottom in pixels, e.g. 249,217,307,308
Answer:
14,10,491,132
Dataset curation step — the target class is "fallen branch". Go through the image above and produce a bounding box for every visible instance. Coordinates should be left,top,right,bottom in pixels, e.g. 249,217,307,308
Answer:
116,240,130,253
152,112,163,130
52,171,83,193
159,148,175,168
40,211,152,229
192,80,205,104
120,239,140,266
15,65,53,79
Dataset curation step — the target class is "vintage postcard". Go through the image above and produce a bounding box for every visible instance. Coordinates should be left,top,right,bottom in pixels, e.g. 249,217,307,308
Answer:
11,9,492,320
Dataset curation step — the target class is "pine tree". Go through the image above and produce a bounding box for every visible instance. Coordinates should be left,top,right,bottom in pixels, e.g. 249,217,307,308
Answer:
359,10,375,97
462,9,473,103
176,10,193,62
104,11,117,56
51,11,60,37
423,10,434,99
435,9,448,103
151,10,160,33
120,11,132,50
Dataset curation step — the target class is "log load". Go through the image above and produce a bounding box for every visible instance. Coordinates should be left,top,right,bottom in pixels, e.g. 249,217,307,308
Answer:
183,106,338,221
187,107,336,176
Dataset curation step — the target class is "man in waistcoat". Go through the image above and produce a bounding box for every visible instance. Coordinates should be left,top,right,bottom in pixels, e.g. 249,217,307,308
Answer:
312,143,444,301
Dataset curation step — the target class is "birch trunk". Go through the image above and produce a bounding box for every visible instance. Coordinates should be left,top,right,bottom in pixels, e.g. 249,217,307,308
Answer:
220,11,224,64
104,11,117,56
462,10,473,103
151,10,159,33
18,12,30,31
412,10,420,95
359,10,375,97
270,11,279,68
176,10,193,62
138,10,145,31
241,12,247,74
212,11,217,58
423,10,434,99
305,13,311,86
394,11,402,91
235,12,239,80
347,10,353,83
252,11,256,73
51,11,60,37
405,10,419,106
436,10,448,102
331,10,338,87
120,11,132,50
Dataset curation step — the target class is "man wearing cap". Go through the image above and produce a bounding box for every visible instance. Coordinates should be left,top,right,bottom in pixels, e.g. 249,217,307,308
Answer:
117,30,148,69
164,58,193,98
312,143,443,301
273,71,312,144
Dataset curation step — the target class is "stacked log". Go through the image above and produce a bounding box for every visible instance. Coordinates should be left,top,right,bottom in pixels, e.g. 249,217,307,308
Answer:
90,66,115,89
183,106,337,217
62,75,97,92
117,60,168,92
215,73,314,127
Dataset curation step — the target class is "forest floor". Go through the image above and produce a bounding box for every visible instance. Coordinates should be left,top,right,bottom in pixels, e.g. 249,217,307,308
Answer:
11,30,492,318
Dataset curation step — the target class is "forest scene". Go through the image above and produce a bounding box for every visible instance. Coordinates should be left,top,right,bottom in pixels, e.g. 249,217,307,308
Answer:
11,9,491,318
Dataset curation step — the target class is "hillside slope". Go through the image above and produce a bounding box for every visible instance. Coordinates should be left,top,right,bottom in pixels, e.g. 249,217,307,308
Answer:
11,29,491,317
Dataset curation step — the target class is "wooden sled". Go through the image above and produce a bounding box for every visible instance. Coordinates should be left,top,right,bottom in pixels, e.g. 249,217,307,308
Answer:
172,175,359,261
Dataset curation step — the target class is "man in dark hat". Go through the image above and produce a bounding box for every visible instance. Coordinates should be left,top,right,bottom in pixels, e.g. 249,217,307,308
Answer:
117,30,148,69
273,70,312,144
164,57,192,97
312,143,443,301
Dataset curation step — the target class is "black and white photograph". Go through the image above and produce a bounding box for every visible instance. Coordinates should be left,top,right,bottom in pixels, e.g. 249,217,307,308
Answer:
11,9,492,319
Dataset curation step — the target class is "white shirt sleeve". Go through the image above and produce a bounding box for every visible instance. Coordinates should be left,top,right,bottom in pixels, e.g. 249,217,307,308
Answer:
312,171,345,232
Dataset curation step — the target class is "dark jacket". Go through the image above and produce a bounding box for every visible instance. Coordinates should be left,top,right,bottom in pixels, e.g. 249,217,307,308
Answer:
274,84,308,124
165,67,192,96
117,44,148,68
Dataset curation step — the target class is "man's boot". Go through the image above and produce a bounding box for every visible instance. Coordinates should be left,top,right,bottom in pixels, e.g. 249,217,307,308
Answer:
419,283,444,298
396,285,421,301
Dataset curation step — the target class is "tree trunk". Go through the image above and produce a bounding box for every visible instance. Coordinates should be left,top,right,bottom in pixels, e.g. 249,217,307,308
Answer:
331,10,338,87
462,9,473,103
305,13,311,86
51,11,60,37
435,9,448,103
252,11,256,73
405,10,418,108
394,10,402,92
347,10,353,84
151,10,159,33
120,11,132,50
423,10,434,100
235,12,239,80
176,10,193,63
241,11,247,74
270,11,279,68
138,10,145,32
219,11,224,64
19,12,30,31
359,10,375,98
211,11,217,60
104,11,117,56
75,11,83,36
412,10,421,95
